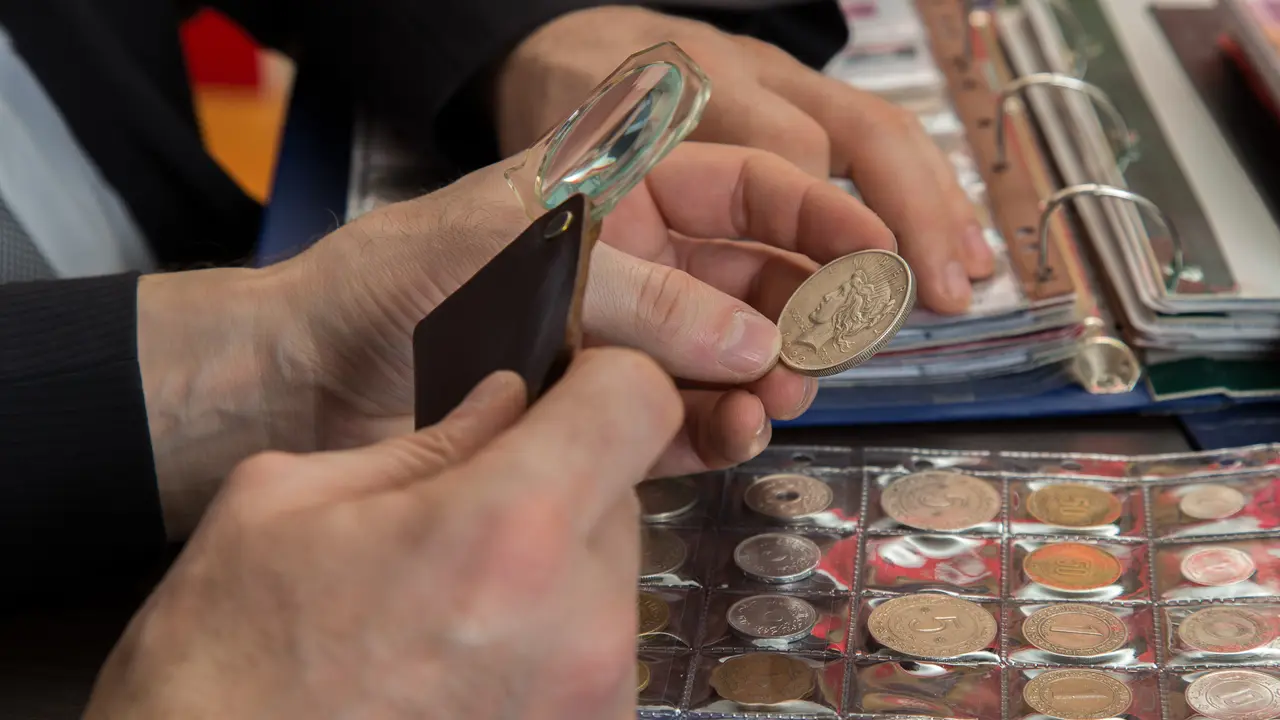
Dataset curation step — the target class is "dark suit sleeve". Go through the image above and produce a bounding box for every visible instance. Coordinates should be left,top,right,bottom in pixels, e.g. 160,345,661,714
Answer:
0,274,166,598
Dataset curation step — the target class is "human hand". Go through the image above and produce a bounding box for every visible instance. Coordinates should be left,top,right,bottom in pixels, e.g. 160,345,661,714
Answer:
495,5,996,314
85,351,681,720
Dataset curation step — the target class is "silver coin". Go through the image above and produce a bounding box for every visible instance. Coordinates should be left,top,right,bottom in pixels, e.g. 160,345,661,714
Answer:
637,477,699,522
640,527,688,578
733,533,822,584
726,594,819,642
743,474,833,522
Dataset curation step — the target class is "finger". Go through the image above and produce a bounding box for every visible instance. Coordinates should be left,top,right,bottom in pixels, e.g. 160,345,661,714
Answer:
643,143,896,262
584,243,781,383
676,368,816,423
450,348,684,530
931,146,997,280
756,59,989,313
692,85,831,179
649,389,771,477
671,236,817,323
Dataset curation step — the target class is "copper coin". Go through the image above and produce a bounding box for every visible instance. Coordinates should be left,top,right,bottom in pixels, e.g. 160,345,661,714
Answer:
709,652,816,705
1180,547,1256,587
867,594,997,659
778,249,916,377
637,592,670,637
733,533,822,584
1180,485,1248,521
1026,483,1122,528
880,470,1001,532
1179,607,1275,653
744,474,833,522
637,477,699,522
1022,604,1129,657
637,662,651,693
1023,669,1133,720
640,527,687,578
727,595,818,642
1186,670,1280,720
1023,543,1123,592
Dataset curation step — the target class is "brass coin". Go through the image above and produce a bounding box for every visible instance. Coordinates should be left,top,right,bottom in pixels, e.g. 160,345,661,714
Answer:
1023,604,1129,657
640,527,687,578
709,652,816,705
637,662,651,693
1178,606,1275,654
1186,670,1280,720
1023,669,1133,720
1027,483,1122,528
1180,546,1256,587
1023,543,1123,592
744,474,833,522
867,594,997,659
637,477,699,522
1180,485,1248,521
778,249,916,377
880,470,1001,532
637,592,670,637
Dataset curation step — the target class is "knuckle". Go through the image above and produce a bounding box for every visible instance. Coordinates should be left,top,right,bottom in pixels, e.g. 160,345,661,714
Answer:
635,265,698,347
379,431,460,475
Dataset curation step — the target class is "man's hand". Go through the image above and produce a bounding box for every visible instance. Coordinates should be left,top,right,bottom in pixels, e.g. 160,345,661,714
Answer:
85,351,680,720
495,5,995,314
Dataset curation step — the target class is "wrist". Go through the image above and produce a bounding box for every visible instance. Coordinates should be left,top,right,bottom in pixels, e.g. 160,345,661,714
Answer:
138,265,302,538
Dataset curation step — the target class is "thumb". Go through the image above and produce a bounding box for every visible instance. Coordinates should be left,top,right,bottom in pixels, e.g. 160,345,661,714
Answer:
583,243,781,383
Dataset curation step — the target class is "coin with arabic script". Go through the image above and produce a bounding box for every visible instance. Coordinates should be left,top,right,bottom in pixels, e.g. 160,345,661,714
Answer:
1178,606,1274,654
1026,483,1122,528
1180,546,1256,587
637,592,670,637
727,595,818,642
733,533,822,584
778,249,916,377
1180,485,1248,521
1022,669,1132,720
1023,543,1123,592
744,474,833,522
880,470,1001,532
710,653,816,706
637,477,699,522
640,527,687,578
867,594,996,659
1023,604,1129,657
1186,670,1280,720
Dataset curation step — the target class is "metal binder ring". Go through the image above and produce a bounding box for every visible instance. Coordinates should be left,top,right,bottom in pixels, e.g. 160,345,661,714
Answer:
1037,183,1186,291
993,73,1138,174
1047,0,1101,78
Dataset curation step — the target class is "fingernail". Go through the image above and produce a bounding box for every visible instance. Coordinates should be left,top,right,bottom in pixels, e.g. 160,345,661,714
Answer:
749,416,773,457
719,310,781,375
945,260,972,306
964,225,993,263
796,377,819,417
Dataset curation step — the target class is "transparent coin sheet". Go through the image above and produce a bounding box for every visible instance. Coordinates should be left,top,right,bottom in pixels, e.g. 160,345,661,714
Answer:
633,443,1280,718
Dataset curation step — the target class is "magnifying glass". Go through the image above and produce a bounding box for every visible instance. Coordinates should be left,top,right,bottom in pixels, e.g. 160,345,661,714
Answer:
413,43,712,428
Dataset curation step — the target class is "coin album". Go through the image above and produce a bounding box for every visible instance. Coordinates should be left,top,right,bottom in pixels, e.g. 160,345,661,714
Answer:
634,443,1280,719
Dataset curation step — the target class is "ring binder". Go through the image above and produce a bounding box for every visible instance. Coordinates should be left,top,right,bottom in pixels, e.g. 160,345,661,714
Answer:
1038,183,1187,291
993,73,1139,174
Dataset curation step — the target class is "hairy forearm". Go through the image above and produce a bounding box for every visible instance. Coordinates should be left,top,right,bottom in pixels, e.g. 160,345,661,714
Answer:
137,266,302,538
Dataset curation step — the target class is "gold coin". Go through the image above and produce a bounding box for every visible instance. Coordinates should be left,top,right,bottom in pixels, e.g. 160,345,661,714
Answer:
1023,543,1123,592
637,592,670,637
1023,669,1132,720
1022,604,1128,657
1178,606,1275,654
709,652,815,705
637,662,651,693
1180,485,1248,520
1026,483,1122,528
880,470,1001,531
1186,670,1280,720
867,594,997,659
778,249,916,377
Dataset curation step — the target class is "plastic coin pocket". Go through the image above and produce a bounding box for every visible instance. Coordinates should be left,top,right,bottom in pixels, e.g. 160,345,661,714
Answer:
701,592,852,657
637,650,694,714
637,473,725,528
1008,667,1161,720
856,594,1002,664
710,529,857,595
862,533,1002,598
638,588,704,650
862,447,997,476
723,468,860,534
865,469,1004,536
1009,479,1144,538
848,661,1003,719
1006,603,1156,668
687,652,848,717
1151,475,1280,540
1011,538,1151,602
1163,668,1280,720
639,526,706,589
1163,603,1280,667
1155,539,1280,602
